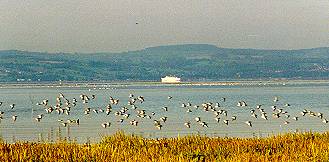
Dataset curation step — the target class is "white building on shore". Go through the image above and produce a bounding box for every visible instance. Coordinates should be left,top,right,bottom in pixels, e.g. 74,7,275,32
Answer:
161,76,181,83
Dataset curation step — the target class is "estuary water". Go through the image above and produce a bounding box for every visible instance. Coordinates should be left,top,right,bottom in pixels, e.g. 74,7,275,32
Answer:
0,81,328,143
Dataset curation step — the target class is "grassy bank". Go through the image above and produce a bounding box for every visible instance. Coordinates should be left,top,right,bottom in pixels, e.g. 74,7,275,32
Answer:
0,131,328,161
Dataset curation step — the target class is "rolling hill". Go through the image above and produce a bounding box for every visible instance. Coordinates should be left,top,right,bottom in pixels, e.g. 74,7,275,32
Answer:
0,44,329,82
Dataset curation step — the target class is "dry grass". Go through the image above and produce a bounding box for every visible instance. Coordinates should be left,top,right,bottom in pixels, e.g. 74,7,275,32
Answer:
0,131,329,161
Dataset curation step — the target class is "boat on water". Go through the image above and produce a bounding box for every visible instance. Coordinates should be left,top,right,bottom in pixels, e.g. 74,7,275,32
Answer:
161,76,181,83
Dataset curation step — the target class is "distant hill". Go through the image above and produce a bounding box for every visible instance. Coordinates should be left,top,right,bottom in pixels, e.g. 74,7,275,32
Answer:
0,44,329,82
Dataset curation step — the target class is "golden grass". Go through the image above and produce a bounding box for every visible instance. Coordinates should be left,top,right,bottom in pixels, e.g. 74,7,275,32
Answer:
0,131,329,161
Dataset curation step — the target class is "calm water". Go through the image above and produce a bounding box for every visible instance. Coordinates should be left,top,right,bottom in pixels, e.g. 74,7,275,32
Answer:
0,81,329,143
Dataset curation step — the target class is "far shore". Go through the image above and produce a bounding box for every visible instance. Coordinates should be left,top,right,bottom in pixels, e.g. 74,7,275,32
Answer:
0,79,329,89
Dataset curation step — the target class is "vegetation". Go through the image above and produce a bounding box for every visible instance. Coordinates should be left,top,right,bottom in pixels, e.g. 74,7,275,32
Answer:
0,131,329,161
0,44,329,82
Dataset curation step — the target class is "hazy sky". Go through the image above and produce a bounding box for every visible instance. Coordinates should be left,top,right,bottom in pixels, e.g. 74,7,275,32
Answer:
0,0,328,53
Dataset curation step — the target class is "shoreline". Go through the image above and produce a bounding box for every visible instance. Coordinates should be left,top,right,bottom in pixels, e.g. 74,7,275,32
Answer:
0,79,328,89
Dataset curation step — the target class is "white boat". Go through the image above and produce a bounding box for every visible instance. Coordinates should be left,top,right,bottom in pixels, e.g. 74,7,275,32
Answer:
161,76,181,83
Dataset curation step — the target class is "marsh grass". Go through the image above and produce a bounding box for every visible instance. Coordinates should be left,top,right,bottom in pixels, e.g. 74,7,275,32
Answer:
0,131,329,161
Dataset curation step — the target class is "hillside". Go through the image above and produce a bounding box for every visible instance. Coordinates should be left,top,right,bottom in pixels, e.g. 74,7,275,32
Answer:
0,44,329,82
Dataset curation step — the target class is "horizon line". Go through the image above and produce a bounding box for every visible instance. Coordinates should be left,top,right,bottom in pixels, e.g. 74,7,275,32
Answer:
0,43,328,54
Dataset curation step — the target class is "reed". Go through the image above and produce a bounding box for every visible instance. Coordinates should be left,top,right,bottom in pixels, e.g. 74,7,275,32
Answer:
0,131,329,161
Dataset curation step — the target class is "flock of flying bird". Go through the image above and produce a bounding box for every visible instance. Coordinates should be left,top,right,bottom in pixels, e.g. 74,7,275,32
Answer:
0,93,328,135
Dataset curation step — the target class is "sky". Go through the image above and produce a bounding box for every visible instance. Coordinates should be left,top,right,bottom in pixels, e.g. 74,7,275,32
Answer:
0,0,328,53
